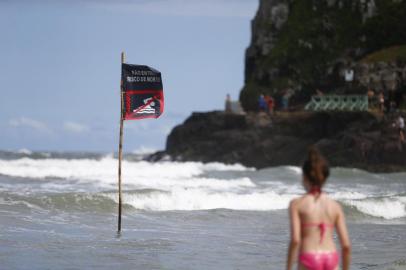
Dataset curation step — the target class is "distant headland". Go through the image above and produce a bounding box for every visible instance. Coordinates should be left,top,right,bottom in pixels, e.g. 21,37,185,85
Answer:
149,111,406,172
150,0,406,172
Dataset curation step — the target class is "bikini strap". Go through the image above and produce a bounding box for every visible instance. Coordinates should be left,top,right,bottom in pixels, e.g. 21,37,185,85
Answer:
301,222,334,243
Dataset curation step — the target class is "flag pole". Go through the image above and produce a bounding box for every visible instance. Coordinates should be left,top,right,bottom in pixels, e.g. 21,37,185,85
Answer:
118,51,125,234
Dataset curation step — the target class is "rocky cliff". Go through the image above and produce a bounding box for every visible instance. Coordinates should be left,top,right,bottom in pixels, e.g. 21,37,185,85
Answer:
241,0,406,110
149,0,406,171
149,111,406,172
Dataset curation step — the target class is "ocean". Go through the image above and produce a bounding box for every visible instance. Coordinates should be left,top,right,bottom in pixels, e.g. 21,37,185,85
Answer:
0,151,405,270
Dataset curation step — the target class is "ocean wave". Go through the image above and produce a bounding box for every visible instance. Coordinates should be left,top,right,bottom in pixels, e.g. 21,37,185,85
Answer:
0,156,251,182
0,192,116,213
0,188,294,212
105,188,295,211
1,187,405,219
17,148,33,155
0,157,405,219
342,196,406,219
113,190,406,217
285,166,302,174
330,191,369,200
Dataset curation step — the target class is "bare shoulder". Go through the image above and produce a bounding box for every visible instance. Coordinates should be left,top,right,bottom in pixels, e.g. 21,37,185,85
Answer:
289,195,306,209
289,197,300,208
327,196,342,209
324,195,344,217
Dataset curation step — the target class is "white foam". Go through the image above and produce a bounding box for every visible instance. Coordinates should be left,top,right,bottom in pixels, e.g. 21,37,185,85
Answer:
106,188,296,211
17,149,32,155
132,146,158,155
199,162,254,172
330,191,368,200
0,157,250,182
285,166,301,174
1,157,405,216
0,157,254,194
39,152,51,158
343,197,406,219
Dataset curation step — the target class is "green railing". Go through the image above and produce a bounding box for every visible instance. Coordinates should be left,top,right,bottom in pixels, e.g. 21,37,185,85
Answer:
305,95,368,111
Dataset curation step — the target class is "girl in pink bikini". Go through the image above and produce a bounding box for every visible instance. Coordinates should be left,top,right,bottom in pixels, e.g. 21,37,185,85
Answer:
286,148,351,270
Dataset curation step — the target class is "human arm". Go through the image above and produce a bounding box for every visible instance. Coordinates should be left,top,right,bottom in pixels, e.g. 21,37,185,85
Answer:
286,199,301,270
335,204,351,270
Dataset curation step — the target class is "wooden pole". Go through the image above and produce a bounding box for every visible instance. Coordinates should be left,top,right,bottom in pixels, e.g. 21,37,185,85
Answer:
118,51,125,233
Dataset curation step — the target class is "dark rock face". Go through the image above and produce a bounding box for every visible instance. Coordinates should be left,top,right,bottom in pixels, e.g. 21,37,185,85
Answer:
241,0,406,111
150,0,406,172
151,111,406,172
355,61,406,91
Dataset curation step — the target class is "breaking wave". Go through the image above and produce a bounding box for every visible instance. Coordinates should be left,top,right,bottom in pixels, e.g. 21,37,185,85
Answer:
342,196,406,220
1,188,405,220
0,156,249,179
105,189,295,211
0,156,405,219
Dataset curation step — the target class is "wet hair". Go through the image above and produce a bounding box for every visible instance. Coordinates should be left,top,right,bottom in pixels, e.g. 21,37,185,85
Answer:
302,147,330,187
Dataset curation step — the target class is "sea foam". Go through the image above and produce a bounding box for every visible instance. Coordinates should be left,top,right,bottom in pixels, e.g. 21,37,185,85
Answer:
106,189,295,211
0,157,405,219
343,196,406,219
0,156,249,182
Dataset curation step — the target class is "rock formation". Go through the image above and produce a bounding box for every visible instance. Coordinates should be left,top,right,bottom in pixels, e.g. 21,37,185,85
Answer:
150,0,406,172
149,111,406,172
241,0,406,111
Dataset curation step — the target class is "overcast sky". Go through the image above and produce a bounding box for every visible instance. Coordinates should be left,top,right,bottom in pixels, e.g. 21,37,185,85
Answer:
0,0,258,153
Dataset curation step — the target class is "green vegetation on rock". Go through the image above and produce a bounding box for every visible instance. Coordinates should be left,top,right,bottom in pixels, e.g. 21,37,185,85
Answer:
241,0,406,111
361,45,406,63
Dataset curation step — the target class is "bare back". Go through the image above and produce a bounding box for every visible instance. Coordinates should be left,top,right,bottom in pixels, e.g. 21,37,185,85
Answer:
293,193,342,252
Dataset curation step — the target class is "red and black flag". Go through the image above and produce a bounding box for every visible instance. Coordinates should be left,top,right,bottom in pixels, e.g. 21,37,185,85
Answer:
121,64,164,120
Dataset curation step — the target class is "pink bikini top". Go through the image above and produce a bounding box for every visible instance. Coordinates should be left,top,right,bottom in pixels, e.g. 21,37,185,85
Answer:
302,186,334,243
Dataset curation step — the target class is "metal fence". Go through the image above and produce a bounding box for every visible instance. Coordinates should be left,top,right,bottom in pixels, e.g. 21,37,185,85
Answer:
305,95,368,111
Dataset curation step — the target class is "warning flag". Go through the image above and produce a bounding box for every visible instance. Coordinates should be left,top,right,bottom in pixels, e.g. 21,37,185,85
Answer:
121,64,164,120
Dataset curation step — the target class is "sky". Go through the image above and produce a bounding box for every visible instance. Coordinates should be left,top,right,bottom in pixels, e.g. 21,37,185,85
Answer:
0,0,258,153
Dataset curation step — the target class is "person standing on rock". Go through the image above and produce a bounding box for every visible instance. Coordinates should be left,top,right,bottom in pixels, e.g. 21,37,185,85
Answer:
282,89,291,111
264,94,274,115
367,88,375,109
378,92,385,113
225,94,232,114
395,115,405,145
286,147,351,270
258,94,267,112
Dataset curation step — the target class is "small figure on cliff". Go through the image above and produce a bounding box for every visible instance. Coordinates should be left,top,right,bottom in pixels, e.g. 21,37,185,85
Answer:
286,147,351,270
264,94,274,115
395,115,405,146
282,89,291,111
258,94,267,112
378,92,385,113
344,68,354,92
225,94,232,114
344,69,354,82
387,90,398,115
367,88,375,108
316,89,324,96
